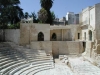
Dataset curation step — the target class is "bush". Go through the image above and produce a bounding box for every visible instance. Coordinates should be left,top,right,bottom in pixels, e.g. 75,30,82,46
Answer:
8,22,20,29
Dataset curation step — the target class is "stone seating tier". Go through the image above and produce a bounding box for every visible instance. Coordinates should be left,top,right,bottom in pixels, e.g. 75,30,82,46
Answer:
10,63,53,75
0,43,54,75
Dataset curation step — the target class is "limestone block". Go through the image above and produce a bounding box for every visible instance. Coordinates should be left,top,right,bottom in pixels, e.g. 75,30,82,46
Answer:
64,55,68,58
61,58,67,63
59,55,64,60
65,60,69,65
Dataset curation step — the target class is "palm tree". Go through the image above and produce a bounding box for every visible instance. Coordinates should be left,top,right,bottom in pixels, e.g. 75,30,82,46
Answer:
40,0,54,24
31,12,38,23
24,12,29,19
40,0,53,10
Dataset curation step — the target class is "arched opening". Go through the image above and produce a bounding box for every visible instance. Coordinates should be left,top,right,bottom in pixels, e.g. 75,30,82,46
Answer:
38,32,44,41
52,33,57,41
89,30,92,41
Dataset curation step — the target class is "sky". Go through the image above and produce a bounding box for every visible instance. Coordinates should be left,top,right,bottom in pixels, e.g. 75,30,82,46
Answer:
20,0,100,18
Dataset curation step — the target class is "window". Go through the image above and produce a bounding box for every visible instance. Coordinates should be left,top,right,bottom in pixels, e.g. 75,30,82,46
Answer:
38,32,44,41
78,33,80,39
89,30,92,41
52,33,57,41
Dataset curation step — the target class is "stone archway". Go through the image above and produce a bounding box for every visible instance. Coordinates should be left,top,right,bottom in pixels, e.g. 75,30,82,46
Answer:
38,32,44,41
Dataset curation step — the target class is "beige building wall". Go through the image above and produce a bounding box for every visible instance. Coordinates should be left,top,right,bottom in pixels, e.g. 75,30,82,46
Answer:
90,7,96,29
63,29,71,41
80,3,100,42
50,25,81,41
20,23,81,45
95,3,100,40
82,7,90,25
20,23,50,45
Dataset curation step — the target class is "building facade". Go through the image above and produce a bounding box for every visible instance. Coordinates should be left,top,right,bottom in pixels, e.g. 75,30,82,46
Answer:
66,12,79,25
80,3,100,42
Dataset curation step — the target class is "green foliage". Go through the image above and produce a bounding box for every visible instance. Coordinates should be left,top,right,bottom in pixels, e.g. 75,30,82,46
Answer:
40,0,54,24
38,8,48,23
7,22,20,29
31,12,38,23
24,12,29,19
0,0,23,29
40,0,54,10
51,11,55,21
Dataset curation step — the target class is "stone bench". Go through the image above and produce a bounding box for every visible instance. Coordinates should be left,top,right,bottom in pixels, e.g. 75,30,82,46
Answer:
0,61,27,75
24,53,51,57
0,56,24,62
0,53,19,56
10,62,53,75
0,60,26,70
26,65,52,75
27,57,53,62
19,65,52,75
24,55,52,59
0,59,25,67
23,52,46,55
23,51,46,54
1,60,53,72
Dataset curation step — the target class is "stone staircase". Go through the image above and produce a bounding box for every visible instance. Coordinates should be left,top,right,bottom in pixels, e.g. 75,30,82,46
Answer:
0,42,54,75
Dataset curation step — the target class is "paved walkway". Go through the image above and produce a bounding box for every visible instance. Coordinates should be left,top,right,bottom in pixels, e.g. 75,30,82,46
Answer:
69,57,100,75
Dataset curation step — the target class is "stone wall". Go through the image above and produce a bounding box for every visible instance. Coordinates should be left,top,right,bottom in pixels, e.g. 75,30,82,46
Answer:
30,41,84,57
0,29,20,44
20,23,50,45
30,41,52,54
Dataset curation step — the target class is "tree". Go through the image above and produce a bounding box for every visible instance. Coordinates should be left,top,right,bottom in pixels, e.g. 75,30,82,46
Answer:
38,8,48,23
40,0,54,24
31,12,37,23
51,11,55,22
40,0,53,10
24,12,29,19
9,6,24,24
0,0,23,41
0,0,23,25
